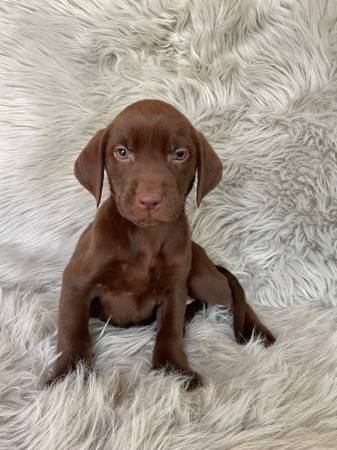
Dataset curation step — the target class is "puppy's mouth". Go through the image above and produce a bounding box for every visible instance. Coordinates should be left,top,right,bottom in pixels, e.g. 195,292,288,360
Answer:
125,210,174,228
116,201,182,227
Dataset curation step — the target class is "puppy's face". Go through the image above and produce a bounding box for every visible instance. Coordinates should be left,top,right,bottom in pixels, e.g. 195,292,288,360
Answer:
104,102,198,226
75,100,222,227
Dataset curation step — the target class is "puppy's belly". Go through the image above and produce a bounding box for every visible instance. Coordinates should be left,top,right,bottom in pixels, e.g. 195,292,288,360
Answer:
92,284,157,327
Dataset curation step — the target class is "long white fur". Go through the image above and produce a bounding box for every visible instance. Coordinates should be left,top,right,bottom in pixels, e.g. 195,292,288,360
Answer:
1,0,337,448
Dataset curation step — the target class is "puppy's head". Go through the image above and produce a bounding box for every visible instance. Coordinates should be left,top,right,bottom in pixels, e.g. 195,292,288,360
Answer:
75,100,222,227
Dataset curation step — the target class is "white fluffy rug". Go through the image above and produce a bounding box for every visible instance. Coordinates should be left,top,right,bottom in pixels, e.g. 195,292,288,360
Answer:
1,1,337,449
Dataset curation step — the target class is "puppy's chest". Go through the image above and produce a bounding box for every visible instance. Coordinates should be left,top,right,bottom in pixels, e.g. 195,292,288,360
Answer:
92,249,166,325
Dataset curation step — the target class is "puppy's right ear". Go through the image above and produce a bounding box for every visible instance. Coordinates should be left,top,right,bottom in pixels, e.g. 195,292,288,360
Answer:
74,128,108,207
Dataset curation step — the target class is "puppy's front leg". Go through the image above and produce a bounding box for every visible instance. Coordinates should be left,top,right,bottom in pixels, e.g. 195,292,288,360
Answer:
47,279,92,385
152,285,202,390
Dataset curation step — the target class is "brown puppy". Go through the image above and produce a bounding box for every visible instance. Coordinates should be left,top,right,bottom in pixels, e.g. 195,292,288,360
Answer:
49,99,275,389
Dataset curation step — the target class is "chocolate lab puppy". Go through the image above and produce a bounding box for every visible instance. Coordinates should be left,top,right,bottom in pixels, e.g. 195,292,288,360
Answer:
49,99,275,389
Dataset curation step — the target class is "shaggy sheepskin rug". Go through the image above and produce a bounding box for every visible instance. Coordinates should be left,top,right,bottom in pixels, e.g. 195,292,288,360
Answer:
1,1,337,449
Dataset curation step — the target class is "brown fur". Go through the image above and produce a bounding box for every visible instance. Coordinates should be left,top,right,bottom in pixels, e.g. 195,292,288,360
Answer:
48,99,275,390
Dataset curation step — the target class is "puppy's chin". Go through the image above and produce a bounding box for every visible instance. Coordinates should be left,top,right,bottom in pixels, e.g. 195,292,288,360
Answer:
131,219,166,228
122,212,173,228
115,203,181,227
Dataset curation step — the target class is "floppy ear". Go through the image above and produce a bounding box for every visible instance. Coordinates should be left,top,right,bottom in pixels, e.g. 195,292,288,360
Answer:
196,131,223,206
74,128,108,207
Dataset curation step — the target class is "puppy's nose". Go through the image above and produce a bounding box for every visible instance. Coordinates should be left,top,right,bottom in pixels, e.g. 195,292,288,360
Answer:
137,192,162,210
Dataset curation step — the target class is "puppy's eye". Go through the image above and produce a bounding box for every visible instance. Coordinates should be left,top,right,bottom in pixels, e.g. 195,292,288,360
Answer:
115,146,130,160
172,149,189,161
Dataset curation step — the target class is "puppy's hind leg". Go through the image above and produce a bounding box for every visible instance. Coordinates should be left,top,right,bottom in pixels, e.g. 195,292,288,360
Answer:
188,242,275,346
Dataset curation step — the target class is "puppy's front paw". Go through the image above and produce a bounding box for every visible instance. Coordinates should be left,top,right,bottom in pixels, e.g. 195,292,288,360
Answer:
183,369,203,391
234,303,276,347
45,354,92,387
152,356,202,391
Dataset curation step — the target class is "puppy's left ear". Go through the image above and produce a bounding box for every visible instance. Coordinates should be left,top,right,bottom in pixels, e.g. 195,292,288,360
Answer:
74,128,108,207
196,131,223,206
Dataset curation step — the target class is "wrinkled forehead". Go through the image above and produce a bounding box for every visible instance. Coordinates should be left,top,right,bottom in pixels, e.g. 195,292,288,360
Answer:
107,103,196,150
